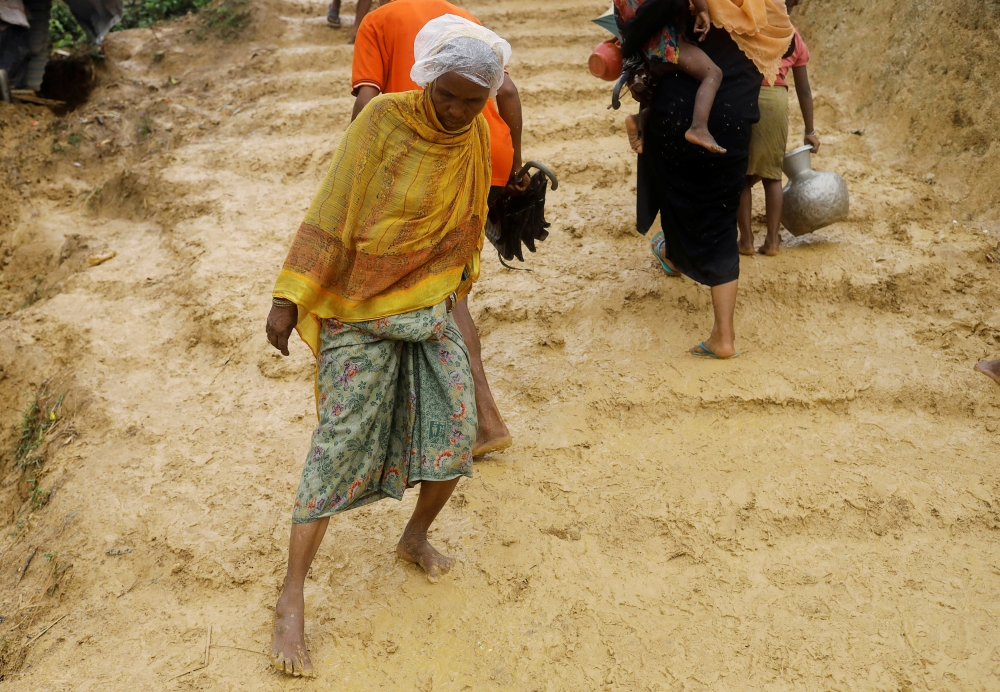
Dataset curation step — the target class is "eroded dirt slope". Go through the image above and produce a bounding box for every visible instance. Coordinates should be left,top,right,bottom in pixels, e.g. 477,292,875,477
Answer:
2,0,1000,690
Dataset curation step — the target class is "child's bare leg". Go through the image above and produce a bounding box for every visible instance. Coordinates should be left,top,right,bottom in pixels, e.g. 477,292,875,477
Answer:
738,175,757,255
758,178,783,256
625,108,650,154
676,41,725,154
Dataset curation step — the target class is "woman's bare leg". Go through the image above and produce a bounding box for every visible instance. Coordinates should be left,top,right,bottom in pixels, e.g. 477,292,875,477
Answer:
397,478,462,583
758,178,783,256
271,517,330,677
676,41,725,154
453,298,512,456
689,280,738,358
738,175,758,255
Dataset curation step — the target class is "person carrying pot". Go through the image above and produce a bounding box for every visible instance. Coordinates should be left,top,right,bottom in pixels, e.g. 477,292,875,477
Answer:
737,0,820,256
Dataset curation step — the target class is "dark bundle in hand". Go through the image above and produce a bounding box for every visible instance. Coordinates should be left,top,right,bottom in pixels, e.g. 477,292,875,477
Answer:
485,162,558,268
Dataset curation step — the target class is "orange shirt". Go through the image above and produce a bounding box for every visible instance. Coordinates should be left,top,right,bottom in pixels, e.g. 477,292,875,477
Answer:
352,0,515,187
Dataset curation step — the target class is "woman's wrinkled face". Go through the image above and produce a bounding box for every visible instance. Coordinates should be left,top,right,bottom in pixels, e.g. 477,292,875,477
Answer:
430,72,491,131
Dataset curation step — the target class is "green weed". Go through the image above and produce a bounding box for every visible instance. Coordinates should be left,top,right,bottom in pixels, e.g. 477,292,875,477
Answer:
198,0,250,40
49,1,87,51
137,116,153,140
13,388,65,470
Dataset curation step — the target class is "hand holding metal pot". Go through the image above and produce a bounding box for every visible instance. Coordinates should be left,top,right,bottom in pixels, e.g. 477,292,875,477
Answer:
780,145,849,236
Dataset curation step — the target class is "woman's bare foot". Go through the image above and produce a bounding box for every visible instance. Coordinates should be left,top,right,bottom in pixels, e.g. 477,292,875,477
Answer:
738,232,755,256
271,590,313,677
975,359,1000,385
397,531,455,583
685,126,726,154
473,433,513,458
625,113,644,154
758,235,781,256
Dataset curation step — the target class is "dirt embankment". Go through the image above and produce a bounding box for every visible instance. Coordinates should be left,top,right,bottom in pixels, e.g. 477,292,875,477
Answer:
1,0,999,689
796,0,1000,220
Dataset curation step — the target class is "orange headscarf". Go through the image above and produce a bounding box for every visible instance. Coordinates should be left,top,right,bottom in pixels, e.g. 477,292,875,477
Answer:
705,0,793,85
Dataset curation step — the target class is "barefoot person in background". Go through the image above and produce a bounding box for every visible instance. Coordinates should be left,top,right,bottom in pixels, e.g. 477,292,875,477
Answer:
351,0,527,456
976,359,1000,386
266,18,511,676
737,0,819,256
326,0,375,42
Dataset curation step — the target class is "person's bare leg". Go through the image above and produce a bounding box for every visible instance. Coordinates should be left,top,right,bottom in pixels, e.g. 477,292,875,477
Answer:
453,298,512,456
975,359,1000,386
758,178,783,256
347,0,373,43
271,517,330,677
676,41,725,154
738,175,757,255
397,478,461,583
689,279,738,358
326,0,340,27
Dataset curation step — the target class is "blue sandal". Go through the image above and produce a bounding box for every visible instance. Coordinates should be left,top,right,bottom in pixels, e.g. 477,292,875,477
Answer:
650,232,681,277
690,341,740,359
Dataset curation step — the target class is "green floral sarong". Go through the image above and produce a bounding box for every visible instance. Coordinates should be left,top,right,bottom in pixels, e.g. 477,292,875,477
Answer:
291,302,476,524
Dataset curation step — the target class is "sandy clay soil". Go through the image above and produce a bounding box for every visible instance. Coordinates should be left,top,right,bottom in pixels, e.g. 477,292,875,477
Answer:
2,0,1000,689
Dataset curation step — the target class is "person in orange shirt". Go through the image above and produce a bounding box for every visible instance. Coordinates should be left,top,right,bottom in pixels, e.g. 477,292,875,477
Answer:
351,0,527,458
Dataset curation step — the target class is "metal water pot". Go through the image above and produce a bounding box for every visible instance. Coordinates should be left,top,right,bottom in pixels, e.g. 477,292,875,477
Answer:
780,145,849,236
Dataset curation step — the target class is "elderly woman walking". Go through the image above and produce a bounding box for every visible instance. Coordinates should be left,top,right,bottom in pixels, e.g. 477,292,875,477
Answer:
265,16,511,677
630,0,793,358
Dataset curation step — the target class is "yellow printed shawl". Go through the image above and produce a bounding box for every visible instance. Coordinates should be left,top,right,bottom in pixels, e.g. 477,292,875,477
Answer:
274,89,490,355
706,0,794,85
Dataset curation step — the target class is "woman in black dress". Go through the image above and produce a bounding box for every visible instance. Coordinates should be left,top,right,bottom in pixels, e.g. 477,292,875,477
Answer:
635,19,765,359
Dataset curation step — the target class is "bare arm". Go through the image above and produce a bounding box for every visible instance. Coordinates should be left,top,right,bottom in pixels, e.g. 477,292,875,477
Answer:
348,0,374,44
351,85,381,122
791,64,820,153
495,73,529,192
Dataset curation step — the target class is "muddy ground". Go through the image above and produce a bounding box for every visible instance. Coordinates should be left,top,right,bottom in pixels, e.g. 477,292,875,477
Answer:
2,0,999,689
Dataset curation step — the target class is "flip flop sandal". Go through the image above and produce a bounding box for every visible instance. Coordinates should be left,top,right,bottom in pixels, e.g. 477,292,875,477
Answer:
326,16,341,27
650,232,681,277
690,341,740,359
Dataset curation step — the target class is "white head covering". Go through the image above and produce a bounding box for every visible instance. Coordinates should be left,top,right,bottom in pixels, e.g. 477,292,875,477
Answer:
410,14,512,98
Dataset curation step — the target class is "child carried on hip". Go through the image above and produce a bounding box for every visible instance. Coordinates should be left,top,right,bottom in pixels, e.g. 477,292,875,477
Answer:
614,0,725,155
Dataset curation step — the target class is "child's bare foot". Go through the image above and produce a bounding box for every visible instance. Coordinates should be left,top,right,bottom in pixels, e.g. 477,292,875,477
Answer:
685,127,726,154
397,531,455,583
758,235,781,256
738,232,755,256
625,113,644,154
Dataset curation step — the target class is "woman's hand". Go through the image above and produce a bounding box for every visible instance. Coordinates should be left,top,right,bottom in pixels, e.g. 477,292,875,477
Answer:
804,132,821,153
693,11,711,41
506,161,530,193
267,303,298,356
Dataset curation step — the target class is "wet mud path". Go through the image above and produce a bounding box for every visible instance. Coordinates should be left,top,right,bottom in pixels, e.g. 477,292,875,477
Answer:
2,0,1000,689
